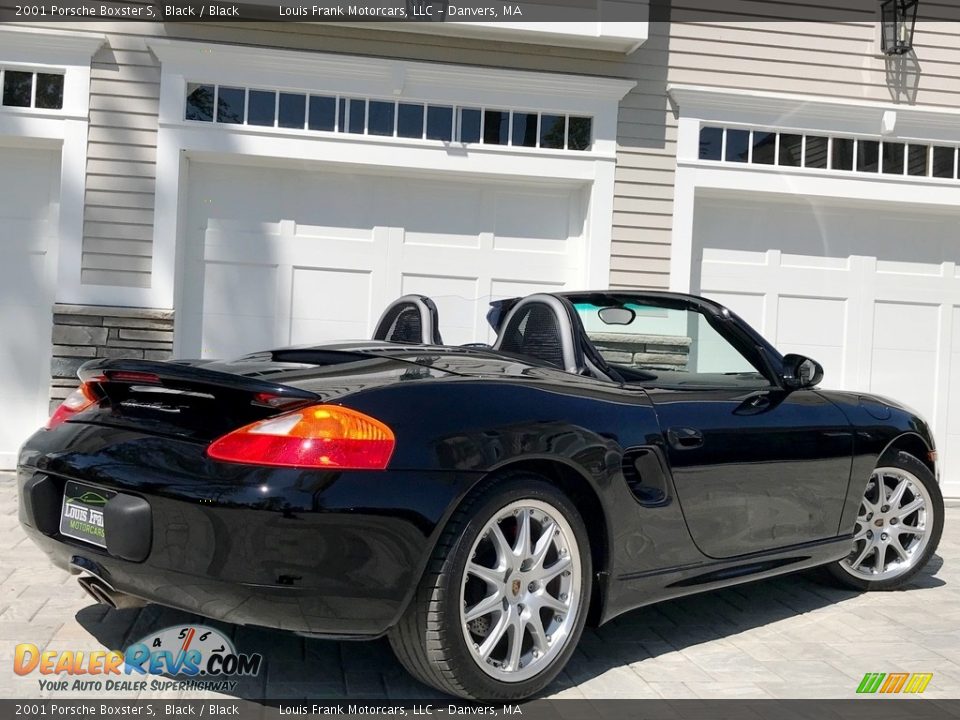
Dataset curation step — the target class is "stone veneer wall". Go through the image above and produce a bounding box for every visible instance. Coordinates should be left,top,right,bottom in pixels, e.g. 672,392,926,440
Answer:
590,332,691,370
50,304,175,410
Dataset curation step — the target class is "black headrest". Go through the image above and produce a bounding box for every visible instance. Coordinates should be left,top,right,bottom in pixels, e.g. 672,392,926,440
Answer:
492,294,584,373
373,295,442,345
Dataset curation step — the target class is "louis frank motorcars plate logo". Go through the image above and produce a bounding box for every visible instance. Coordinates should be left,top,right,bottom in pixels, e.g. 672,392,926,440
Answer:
59,481,116,548
14,625,262,693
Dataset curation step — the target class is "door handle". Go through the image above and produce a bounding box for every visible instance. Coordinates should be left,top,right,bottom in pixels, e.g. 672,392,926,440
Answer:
667,427,704,450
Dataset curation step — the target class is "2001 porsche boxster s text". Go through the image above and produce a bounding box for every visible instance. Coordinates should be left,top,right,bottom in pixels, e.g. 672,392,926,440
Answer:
17,291,944,699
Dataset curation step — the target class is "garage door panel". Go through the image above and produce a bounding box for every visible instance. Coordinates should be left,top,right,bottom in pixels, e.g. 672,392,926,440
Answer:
494,191,573,252
401,274,479,347
201,262,278,357
872,302,939,351
777,297,846,346
870,348,937,421
877,259,943,276
290,267,371,345
404,230,481,249
780,253,849,271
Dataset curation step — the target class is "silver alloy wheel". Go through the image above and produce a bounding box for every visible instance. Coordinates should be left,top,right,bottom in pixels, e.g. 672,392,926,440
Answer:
460,499,582,683
840,466,933,582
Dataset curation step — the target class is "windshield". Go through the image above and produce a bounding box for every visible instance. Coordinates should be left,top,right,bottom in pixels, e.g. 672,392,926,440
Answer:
573,301,770,388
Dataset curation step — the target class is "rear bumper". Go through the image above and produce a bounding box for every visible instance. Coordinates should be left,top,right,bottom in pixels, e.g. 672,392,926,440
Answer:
17,423,480,638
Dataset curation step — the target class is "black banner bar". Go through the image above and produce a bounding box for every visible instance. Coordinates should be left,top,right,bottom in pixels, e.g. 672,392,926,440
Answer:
5,0,960,24
5,699,960,720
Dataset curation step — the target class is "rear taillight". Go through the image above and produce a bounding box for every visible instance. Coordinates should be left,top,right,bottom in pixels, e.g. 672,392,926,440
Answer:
206,405,395,470
46,383,99,430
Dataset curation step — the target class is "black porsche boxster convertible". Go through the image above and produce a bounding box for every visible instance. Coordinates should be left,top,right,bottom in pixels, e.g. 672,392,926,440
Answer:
17,291,944,699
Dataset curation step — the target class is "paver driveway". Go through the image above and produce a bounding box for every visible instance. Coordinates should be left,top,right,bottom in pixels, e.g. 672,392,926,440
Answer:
2,473,958,700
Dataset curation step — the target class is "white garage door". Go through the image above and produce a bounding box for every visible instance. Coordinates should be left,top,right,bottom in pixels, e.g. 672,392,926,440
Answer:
0,146,59,468
696,194,960,496
179,161,588,358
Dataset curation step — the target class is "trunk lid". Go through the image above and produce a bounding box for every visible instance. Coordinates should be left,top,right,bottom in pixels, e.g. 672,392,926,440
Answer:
71,349,459,442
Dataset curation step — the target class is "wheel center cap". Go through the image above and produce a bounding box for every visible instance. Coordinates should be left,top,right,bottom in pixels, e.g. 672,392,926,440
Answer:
874,518,885,528
510,578,522,598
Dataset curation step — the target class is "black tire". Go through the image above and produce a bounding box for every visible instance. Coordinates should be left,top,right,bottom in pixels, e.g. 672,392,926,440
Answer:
388,471,593,700
826,450,943,591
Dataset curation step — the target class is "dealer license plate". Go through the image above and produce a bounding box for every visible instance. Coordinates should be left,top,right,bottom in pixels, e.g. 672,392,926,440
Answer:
60,480,116,548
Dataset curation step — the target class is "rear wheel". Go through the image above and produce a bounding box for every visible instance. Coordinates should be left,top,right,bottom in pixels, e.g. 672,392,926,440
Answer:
389,473,592,700
827,451,943,591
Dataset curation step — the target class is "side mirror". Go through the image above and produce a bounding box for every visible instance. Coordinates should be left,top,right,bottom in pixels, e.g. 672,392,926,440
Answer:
782,353,823,390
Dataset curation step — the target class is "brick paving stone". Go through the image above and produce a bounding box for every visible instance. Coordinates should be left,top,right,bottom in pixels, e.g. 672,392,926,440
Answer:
1,471,957,700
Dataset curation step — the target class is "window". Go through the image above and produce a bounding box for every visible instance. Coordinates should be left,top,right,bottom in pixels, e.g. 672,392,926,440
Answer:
35,73,64,110
932,146,955,179
308,96,336,131
278,93,306,129
698,126,723,161
778,134,802,167
247,90,276,127
882,142,905,175
908,145,928,176
832,138,854,171
185,83,214,122
216,87,245,124
752,131,776,165
459,108,481,143
567,117,592,151
540,114,565,149
181,83,595,152
368,100,395,136
512,112,538,148
0,69,64,110
484,110,509,145
725,129,750,163
426,105,453,141
858,140,879,173
347,98,366,134
397,103,424,139
804,136,828,168
697,124,960,183
573,301,769,388
2,71,31,107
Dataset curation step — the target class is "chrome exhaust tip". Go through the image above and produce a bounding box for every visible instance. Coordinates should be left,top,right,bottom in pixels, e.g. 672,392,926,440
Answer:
77,575,146,610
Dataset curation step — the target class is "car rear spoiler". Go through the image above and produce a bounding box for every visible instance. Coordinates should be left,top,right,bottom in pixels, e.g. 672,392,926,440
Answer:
77,358,320,401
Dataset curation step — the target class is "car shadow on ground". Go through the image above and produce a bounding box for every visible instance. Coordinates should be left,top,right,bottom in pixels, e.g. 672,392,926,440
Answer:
76,554,946,701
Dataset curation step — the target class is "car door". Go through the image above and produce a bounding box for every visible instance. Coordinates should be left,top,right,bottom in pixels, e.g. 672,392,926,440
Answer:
636,308,854,559
571,294,854,561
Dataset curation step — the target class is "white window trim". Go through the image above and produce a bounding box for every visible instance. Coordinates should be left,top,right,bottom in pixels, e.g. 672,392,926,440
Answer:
667,84,960,294
145,39,635,311
0,26,104,307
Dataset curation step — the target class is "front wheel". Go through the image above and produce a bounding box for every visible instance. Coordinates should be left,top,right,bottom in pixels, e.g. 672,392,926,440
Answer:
827,451,943,591
389,473,592,700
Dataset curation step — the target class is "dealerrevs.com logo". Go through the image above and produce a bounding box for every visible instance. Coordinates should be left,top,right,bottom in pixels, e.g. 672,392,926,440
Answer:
857,672,933,694
14,624,262,693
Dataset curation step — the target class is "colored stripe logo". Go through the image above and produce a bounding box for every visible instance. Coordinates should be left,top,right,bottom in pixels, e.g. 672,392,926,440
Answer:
857,672,933,694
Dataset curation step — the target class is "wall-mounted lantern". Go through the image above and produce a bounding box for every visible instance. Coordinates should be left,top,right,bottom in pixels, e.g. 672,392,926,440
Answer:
880,0,919,55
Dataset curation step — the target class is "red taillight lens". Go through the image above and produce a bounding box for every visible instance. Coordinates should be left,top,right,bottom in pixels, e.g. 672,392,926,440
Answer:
46,383,99,430
207,405,395,470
